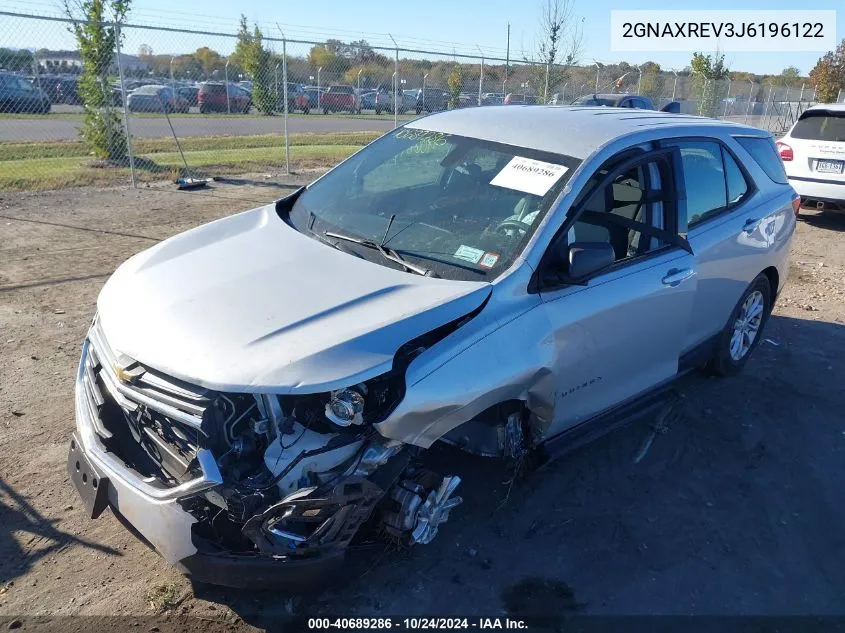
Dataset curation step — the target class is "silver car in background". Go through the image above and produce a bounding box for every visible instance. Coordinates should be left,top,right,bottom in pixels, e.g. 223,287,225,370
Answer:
68,106,797,588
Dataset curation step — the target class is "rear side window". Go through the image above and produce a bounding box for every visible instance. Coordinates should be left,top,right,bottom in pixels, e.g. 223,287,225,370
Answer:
735,136,788,185
791,111,845,142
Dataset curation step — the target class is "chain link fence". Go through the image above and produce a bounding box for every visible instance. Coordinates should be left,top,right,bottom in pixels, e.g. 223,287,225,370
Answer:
2,10,844,192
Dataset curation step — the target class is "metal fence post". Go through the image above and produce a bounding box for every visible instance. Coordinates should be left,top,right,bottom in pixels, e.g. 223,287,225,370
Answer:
763,86,773,129
32,52,43,96
744,80,754,124
282,32,290,174
544,62,550,103
562,82,567,103
225,59,231,114
838,88,843,103
114,22,136,188
477,46,484,106
389,34,398,128
170,56,175,99
723,78,731,118
636,65,642,95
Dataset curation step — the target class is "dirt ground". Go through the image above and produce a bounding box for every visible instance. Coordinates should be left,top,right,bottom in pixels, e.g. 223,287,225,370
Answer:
1,179,845,628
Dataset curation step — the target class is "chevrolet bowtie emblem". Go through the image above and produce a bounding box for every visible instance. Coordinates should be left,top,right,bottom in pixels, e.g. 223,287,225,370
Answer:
113,361,142,384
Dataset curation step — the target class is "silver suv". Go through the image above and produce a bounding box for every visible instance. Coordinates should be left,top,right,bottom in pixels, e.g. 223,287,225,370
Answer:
68,106,797,588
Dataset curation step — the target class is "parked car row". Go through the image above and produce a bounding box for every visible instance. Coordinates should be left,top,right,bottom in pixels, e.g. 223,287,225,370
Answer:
0,71,51,114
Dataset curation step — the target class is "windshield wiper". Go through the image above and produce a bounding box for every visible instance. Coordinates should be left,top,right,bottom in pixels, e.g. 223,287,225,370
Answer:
303,211,362,257
324,229,434,277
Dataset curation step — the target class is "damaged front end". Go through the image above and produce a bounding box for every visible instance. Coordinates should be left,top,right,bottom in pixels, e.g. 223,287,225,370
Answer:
69,318,463,588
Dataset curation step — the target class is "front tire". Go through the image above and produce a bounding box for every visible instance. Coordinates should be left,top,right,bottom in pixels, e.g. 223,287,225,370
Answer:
707,274,772,377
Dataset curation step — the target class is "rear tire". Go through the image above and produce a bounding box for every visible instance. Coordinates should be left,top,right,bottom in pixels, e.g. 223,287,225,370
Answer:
706,274,772,377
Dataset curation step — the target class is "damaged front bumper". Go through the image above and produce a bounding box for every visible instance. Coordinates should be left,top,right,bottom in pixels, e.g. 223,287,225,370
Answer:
69,339,371,588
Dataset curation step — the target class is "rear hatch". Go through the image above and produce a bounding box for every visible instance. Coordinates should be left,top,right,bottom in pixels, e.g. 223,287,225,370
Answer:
781,109,845,183
199,83,227,105
323,86,355,106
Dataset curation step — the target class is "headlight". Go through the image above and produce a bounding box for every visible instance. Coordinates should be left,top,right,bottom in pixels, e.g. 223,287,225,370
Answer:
325,386,367,427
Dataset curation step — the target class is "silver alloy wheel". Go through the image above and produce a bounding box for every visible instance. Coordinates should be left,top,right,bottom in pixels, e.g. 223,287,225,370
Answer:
729,290,765,361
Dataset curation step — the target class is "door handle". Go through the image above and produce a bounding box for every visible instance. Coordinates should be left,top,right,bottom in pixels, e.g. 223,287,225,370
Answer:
662,268,695,287
742,218,760,234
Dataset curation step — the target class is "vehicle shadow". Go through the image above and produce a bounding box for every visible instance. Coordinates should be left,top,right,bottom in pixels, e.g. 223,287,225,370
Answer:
799,209,845,232
0,477,122,585
194,314,845,622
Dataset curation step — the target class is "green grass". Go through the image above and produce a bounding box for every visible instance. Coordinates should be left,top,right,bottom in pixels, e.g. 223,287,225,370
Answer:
0,131,378,191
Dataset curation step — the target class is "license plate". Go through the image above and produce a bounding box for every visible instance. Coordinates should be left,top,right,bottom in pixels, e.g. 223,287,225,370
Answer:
816,159,844,174
67,434,110,519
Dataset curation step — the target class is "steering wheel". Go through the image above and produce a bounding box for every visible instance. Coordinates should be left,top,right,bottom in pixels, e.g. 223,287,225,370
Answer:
494,218,529,236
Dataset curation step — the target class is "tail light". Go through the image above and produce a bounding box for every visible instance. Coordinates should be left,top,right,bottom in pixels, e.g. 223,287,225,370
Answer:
776,141,793,161
791,192,801,216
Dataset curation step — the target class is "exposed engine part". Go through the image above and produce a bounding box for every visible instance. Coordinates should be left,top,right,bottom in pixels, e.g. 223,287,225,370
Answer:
382,472,463,545
325,386,367,427
262,422,365,496
354,439,405,476
241,476,383,554
501,412,528,460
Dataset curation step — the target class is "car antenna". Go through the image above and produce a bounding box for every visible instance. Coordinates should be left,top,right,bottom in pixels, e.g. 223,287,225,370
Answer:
380,214,396,246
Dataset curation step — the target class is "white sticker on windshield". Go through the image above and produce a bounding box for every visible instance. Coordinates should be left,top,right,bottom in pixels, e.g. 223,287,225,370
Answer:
454,244,485,264
489,156,568,197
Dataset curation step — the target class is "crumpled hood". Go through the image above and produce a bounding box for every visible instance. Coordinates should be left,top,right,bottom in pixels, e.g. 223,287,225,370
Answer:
97,204,490,393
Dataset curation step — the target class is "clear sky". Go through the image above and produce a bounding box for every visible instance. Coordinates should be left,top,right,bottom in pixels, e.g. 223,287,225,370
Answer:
4,0,842,75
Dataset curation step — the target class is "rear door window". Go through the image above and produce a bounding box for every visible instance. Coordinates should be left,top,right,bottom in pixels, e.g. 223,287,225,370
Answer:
790,111,845,142
666,140,752,227
724,148,749,204
671,141,727,226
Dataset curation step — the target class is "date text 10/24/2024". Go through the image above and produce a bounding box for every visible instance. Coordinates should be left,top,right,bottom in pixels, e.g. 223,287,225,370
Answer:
307,618,529,630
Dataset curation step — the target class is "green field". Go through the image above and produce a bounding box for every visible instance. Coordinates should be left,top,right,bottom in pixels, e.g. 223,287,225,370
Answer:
0,132,379,191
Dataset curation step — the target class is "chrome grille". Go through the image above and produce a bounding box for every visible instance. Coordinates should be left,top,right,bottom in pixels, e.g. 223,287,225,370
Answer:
83,319,214,474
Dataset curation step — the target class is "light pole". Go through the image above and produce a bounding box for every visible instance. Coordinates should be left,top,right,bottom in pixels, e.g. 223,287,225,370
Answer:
593,61,603,93
170,56,175,98
275,62,280,105
561,82,568,104
723,78,732,118
317,66,322,111
357,68,363,94
671,70,678,101
635,64,642,95
224,59,231,114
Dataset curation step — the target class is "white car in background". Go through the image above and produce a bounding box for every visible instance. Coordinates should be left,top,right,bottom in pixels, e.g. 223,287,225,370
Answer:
777,104,845,214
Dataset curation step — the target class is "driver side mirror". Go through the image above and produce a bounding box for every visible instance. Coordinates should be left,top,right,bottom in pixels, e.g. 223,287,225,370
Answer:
567,242,616,281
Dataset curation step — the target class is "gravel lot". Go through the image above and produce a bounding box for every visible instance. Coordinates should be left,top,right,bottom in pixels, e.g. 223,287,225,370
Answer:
1,180,844,626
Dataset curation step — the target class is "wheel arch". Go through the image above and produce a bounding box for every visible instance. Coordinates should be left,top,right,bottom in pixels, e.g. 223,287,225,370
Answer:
760,266,779,311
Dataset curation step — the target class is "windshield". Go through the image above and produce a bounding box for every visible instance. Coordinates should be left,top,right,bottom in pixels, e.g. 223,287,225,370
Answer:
792,111,845,142
287,128,581,281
